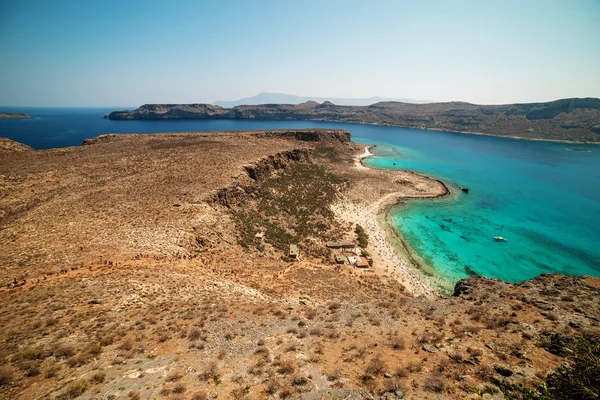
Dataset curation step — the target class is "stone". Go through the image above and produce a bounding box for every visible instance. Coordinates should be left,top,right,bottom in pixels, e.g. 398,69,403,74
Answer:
494,364,514,377
422,344,437,353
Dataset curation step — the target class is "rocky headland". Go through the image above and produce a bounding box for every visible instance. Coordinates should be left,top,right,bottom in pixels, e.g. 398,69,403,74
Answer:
0,112,31,119
0,129,598,399
107,97,600,143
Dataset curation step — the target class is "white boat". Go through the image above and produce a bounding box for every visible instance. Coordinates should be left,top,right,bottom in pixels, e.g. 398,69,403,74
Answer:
494,225,507,242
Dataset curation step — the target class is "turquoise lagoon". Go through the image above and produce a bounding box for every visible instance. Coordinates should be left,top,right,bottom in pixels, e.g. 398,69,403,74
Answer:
357,127,600,287
2,109,599,287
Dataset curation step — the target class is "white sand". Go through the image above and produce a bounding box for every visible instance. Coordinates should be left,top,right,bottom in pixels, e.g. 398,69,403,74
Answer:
331,146,435,297
354,146,373,170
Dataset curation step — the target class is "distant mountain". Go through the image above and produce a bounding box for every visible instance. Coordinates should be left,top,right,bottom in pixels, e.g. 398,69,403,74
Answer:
214,92,430,108
107,97,600,143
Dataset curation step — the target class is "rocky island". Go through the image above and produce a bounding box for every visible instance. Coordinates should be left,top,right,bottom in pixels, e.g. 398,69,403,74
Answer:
107,97,600,143
0,130,598,399
0,112,31,119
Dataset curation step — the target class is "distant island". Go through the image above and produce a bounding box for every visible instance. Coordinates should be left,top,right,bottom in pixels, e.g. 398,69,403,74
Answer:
107,97,600,143
213,92,430,107
0,112,31,119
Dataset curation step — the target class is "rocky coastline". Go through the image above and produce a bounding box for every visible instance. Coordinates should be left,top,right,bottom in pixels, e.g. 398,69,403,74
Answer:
106,97,600,142
0,112,31,119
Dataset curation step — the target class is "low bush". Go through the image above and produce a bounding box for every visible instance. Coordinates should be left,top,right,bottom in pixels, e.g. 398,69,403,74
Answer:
62,379,87,399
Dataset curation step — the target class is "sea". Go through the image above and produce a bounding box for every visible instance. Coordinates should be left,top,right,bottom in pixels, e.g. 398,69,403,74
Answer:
2,107,599,288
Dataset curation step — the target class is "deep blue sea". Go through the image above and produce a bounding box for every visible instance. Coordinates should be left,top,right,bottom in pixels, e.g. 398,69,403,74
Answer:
2,107,599,286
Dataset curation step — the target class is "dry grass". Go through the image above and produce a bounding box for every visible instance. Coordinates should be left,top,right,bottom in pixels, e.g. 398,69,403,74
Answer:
0,131,598,400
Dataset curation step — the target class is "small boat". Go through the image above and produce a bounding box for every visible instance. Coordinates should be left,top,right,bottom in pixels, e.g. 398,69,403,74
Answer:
457,185,469,193
393,162,397,165
493,225,507,242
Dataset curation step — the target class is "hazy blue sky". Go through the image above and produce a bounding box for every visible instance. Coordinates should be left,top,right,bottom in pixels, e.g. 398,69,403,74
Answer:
1,0,599,106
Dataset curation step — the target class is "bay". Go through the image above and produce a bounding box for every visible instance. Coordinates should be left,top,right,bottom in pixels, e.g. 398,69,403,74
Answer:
1,107,598,287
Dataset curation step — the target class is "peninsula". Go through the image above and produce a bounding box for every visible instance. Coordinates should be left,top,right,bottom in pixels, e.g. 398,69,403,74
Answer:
107,97,600,143
0,129,598,399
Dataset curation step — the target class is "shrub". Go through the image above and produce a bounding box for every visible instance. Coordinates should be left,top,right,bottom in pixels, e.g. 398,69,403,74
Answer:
423,376,446,393
44,364,61,379
277,360,296,375
198,361,219,381
0,367,13,386
391,336,406,350
62,379,88,399
293,376,308,386
382,377,406,394
365,357,387,376
191,391,209,400
546,333,600,400
12,347,45,362
166,371,183,382
265,379,280,395
172,383,186,394
90,371,106,384
128,391,141,400
188,327,202,341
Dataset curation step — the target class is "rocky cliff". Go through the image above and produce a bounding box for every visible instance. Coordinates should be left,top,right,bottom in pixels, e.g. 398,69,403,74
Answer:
107,98,600,142
213,149,312,208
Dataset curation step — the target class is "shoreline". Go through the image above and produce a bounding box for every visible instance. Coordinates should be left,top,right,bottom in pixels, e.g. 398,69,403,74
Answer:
332,146,451,297
310,118,600,145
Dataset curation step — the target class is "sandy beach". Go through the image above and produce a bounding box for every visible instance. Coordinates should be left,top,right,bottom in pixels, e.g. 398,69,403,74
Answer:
332,146,450,297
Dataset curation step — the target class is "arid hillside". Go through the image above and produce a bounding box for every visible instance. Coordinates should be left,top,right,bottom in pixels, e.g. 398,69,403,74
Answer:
107,98,600,142
0,130,598,400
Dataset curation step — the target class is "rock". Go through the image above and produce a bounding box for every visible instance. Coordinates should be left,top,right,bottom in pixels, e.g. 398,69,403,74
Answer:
494,364,514,377
548,333,574,357
453,279,473,296
422,344,437,353
384,372,392,378
485,342,497,352
289,388,374,400
482,393,505,400
380,392,404,400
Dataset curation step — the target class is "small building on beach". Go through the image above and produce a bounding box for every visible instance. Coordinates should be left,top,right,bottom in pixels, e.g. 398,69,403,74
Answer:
355,256,369,268
335,255,346,264
326,240,354,249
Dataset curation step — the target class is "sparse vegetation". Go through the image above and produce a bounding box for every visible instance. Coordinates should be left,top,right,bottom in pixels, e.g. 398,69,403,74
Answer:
62,379,88,399
0,131,599,400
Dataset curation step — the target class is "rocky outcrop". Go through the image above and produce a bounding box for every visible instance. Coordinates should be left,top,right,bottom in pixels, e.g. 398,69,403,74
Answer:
107,103,228,120
213,149,311,207
244,149,311,182
0,113,30,119
453,274,600,337
0,138,33,152
82,134,120,146
261,129,352,144
107,98,600,142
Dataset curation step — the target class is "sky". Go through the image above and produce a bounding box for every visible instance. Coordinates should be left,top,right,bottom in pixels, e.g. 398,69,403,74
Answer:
1,0,599,107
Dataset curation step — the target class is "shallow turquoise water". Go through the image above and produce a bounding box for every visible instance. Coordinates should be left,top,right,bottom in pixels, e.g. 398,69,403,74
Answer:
358,128,600,285
2,109,599,285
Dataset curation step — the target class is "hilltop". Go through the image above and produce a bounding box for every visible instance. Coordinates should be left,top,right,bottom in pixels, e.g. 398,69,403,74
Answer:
107,98,600,143
0,130,598,399
213,93,429,108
